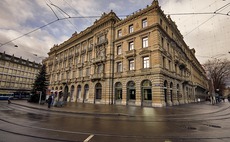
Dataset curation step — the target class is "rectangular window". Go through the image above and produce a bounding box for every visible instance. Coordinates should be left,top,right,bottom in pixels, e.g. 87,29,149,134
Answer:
129,59,134,70
98,35,105,43
66,72,69,80
81,55,84,63
142,18,147,28
163,56,166,68
118,29,122,38
143,57,150,68
61,73,64,80
79,69,82,77
75,57,78,64
142,37,148,48
168,60,171,71
167,43,169,52
175,64,177,73
161,37,164,48
160,19,163,25
129,24,134,33
129,41,134,50
97,64,103,73
86,68,90,76
117,62,122,72
117,45,122,55
88,53,92,61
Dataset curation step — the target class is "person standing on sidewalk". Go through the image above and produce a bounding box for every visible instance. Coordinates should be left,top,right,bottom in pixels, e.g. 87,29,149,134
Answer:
47,95,52,108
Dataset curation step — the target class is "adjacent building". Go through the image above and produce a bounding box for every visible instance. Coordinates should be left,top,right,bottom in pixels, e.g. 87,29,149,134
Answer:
0,52,41,96
44,0,208,107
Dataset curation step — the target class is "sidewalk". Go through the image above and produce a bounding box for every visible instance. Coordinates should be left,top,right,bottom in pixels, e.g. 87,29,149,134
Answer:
10,100,230,117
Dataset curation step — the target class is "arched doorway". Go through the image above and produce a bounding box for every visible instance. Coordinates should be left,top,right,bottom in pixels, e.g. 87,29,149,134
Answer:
186,87,189,102
63,86,69,102
141,80,152,106
59,86,63,101
83,84,89,103
127,81,136,105
170,82,173,103
115,82,122,104
164,80,168,104
95,83,102,103
70,85,74,102
177,84,180,102
54,87,58,99
77,85,81,101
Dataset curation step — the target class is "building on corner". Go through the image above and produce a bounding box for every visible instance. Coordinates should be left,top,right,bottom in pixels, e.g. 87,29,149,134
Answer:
43,0,208,107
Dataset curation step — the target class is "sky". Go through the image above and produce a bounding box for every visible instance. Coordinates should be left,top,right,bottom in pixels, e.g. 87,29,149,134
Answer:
0,0,229,64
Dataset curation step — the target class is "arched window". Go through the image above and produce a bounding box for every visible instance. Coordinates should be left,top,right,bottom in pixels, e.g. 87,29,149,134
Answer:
127,81,136,100
95,83,102,99
115,82,122,100
164,80,168,103
141,80,152,100
63,86,69,101
84,84,89,102
77,85,81,99
170,82,173,102
177,84,180,101
70,85,74,102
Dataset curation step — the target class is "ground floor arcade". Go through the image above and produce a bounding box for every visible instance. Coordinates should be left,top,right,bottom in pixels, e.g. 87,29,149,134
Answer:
49,75,208,107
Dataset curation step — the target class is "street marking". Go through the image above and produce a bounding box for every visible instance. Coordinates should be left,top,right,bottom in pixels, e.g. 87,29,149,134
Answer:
0,107,13,111
84,134,94,142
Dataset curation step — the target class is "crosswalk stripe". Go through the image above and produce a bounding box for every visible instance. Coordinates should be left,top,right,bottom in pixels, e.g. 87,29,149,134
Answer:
84,134,94,142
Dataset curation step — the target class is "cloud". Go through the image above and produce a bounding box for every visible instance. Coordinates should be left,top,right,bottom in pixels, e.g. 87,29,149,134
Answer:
108,2,122,11
0,0,229,64
0,0,34,28
161,0,230,63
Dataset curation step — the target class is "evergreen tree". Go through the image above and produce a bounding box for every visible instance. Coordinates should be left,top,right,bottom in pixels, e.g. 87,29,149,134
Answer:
30,64,48,103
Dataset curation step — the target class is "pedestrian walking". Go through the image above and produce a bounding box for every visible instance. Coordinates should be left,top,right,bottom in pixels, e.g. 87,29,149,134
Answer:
47,95,52,108
8,97,11,104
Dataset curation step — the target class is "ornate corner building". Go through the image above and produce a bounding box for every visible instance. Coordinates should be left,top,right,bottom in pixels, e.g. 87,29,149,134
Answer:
44,0,208,107
0,52,41,96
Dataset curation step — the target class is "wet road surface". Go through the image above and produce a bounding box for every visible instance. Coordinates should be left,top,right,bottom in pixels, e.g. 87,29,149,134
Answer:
1,101,230,142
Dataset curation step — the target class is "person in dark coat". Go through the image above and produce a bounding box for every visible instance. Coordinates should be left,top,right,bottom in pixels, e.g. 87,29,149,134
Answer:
47,96,52,108
8,97,11,104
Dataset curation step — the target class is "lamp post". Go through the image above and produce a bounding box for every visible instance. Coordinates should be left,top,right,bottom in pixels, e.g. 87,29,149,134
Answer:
39,91,42,105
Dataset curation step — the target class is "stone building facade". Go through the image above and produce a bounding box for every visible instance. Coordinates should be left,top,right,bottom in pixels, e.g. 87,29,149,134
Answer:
44,0,208,107
0,52,41,95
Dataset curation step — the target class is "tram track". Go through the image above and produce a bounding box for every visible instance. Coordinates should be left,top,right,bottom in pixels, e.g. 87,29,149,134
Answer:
1,102,230,141
5,102,230,122
1,117,230,142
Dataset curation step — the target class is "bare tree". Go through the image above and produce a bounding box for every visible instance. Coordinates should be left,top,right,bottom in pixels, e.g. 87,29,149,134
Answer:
203,59,230,96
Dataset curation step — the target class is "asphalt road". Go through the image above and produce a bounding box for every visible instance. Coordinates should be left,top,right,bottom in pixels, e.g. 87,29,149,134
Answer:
1,102,230,142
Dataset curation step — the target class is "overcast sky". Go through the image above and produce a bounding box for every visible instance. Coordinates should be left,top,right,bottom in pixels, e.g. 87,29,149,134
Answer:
0,0,229,63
